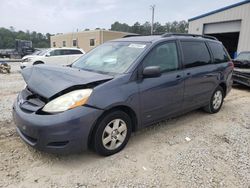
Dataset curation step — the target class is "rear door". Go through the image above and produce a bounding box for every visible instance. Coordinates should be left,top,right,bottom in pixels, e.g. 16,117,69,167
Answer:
207,41,233,94
139,41,184,125
180,40,219,110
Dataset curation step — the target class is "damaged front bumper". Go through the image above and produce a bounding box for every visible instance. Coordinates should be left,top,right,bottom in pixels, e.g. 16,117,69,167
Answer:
12,93,103,154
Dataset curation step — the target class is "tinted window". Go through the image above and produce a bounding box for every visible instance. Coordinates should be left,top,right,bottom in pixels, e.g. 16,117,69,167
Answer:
50,50,63,56
62,49,83,55
181,41,211,68
208,42,230,63
143,42,179,72
69,50,83,55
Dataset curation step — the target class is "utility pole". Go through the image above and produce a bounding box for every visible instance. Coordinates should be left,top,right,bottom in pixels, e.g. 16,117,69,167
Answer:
150,5,155,35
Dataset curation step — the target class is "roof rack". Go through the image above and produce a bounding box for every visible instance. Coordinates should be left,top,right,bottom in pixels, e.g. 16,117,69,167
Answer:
162,33,218,41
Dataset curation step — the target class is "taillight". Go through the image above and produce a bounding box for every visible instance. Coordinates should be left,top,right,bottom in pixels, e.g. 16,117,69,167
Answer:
229,62,234,68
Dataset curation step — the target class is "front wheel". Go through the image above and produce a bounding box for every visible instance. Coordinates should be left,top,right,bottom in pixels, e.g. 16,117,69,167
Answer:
93,111,132,156
203,86,224,114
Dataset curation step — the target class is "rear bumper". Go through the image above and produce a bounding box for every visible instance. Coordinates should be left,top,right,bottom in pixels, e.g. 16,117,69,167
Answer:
13,99,103,154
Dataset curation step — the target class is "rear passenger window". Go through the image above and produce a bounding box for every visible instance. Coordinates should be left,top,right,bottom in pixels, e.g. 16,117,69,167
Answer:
181,41,211,68
69,50,83,55
208,42,230,63
143,42,179,73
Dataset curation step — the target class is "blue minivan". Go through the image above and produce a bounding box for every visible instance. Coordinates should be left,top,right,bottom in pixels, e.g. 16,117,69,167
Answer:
13,33,233,156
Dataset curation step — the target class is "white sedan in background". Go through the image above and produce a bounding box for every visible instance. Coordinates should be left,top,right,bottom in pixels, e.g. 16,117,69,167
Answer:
21,48,85,69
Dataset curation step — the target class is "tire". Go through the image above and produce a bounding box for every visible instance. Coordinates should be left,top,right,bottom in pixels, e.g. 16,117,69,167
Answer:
203,86,224,114
33,61,44,65
93,110,132,156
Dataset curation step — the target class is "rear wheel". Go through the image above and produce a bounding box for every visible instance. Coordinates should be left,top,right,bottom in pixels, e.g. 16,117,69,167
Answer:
204,86,224,114
93,110,132,156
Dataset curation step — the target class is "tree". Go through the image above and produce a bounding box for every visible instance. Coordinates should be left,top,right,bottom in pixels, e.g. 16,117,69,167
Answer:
110,20,188,35
111,22,130,32
0,27,51,49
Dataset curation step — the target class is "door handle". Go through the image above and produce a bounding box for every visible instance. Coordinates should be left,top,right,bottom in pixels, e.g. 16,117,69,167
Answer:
187,72,191,76
176,75,181,79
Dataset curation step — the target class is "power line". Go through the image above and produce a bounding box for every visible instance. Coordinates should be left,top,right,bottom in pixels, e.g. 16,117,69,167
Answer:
150,5,155,35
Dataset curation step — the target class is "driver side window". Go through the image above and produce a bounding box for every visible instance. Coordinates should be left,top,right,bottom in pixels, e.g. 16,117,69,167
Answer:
143,42,179,73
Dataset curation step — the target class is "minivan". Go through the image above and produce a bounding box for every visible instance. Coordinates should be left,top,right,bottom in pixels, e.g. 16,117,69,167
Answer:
13,33,233,156
20,48,85,69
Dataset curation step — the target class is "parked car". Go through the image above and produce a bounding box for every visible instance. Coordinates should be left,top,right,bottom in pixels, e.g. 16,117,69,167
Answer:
13,33,233,156
21,49,47,62
233,51,250,87
20,48,85,69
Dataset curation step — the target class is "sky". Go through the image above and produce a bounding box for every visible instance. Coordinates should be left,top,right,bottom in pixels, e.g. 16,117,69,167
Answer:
0,0,242,34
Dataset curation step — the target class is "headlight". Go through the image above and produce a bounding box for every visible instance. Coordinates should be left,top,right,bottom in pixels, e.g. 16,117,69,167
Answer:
42,89,92,113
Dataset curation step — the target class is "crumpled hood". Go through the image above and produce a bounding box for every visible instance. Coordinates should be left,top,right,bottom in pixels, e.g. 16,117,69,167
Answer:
21,65,113,99
233,60,250,68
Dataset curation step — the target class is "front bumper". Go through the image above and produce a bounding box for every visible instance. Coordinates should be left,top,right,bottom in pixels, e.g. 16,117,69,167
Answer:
233,69,250,87
13,99,103,154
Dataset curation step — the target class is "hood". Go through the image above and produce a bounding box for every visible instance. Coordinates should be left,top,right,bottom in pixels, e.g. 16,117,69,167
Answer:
22,55,39,60
21,65,113,99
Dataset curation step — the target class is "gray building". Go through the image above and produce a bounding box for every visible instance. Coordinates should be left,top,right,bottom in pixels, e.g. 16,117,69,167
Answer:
188,0,250,58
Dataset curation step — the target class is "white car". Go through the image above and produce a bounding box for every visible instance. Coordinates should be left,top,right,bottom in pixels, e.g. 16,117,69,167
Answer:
20,48,85,69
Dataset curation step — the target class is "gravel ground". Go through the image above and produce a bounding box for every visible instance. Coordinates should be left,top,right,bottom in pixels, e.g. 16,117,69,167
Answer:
0,63,249,188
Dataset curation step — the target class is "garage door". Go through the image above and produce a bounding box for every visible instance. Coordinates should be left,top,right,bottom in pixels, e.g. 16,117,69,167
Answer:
204,21,241,34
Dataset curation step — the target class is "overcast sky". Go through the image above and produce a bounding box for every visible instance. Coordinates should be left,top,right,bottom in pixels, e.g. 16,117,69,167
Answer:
0,0,241,34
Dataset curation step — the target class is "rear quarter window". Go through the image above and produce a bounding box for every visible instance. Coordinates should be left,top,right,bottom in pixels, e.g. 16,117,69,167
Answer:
62,50,83,55
181,41,211,68
70,50,83,55
208,42,230,63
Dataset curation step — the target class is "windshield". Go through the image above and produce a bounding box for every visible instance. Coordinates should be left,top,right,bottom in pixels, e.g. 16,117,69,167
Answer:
236,52,250,61
32,50,42,55
72,42,148,74
31,49,48,56
38,49,50,56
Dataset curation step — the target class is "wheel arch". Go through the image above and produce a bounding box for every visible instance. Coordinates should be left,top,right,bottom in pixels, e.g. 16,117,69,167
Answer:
88,105,138,149
33,61,44,65
219,82,227,96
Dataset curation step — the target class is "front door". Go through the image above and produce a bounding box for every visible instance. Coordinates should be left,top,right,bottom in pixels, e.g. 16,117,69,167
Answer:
139,41,184,126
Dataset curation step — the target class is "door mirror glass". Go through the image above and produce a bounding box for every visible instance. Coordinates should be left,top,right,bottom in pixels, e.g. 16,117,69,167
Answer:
143,66,161,78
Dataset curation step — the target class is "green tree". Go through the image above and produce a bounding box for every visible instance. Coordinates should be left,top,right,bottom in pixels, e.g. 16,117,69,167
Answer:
110,20,188,35
0,27,51,49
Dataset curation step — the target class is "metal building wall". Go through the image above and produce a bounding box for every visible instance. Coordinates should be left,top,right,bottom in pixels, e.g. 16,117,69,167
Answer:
188,3,250,53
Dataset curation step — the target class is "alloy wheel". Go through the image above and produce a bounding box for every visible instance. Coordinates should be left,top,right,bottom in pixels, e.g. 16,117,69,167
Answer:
102,119,127,150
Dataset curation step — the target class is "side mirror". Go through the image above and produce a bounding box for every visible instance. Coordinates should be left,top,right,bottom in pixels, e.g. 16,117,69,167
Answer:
143,66,161,78
45,54,50,57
